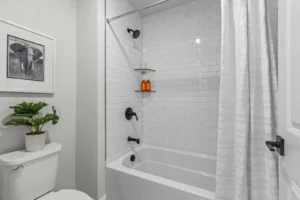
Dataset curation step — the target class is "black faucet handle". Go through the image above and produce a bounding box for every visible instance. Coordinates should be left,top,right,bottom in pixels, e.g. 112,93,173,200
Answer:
125,107,138,121
133,113,138,121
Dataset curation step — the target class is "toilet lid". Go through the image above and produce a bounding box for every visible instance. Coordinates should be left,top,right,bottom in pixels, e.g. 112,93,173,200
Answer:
41,190,92,200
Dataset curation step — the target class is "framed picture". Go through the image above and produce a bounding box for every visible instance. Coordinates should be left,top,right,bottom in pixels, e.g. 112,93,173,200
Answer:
0,19,55,93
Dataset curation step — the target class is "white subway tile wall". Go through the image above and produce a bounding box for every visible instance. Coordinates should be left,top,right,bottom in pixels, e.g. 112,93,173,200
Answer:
106,0,143,160
142,0,221,155
106,0,221,159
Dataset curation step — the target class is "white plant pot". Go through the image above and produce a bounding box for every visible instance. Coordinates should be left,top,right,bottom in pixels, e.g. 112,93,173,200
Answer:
25,132,46,152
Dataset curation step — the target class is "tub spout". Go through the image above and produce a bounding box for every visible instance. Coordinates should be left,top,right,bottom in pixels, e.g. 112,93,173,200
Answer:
128,137,140,144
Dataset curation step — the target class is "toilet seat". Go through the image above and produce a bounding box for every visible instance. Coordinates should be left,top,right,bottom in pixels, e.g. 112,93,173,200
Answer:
39,189,92,200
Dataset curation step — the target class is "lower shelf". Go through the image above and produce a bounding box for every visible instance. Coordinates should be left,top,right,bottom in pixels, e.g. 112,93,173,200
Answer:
135,90,156,93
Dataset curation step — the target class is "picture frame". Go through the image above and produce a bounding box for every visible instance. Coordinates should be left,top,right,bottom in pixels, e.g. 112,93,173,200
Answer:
0,18,55,93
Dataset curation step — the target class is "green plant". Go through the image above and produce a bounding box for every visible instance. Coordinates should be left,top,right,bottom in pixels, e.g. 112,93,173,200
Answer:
4,102,59,135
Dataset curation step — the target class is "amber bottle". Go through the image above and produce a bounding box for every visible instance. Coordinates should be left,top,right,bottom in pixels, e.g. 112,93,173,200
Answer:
146,80,151,91
141,80,146,91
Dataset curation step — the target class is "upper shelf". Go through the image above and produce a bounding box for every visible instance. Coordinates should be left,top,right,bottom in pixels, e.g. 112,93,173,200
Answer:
134,69,156,74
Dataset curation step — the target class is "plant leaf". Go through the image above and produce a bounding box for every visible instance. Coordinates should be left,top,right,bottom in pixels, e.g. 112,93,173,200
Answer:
4,118,32,126
9,102,47,116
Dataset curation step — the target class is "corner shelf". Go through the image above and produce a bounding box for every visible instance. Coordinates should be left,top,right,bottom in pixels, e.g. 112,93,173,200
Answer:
135,68,156,93
134,69,156,74
135,90,156,93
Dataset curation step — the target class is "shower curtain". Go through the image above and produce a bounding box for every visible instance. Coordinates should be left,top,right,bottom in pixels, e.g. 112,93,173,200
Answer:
216,0,278,200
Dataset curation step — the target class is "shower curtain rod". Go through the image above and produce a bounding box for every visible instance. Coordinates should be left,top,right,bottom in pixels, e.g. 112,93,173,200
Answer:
106,0,170,23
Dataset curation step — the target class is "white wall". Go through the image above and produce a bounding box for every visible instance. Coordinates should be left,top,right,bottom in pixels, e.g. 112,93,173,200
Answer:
97,0,106,198
142,0,221,155
106,0,143,160
76,0,99,197
0,0,77,190
76,0,106,199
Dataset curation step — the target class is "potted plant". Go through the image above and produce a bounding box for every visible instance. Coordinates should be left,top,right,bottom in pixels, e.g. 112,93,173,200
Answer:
4,102,59,152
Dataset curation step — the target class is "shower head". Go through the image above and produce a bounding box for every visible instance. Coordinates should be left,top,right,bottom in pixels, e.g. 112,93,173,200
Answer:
127,28,140,39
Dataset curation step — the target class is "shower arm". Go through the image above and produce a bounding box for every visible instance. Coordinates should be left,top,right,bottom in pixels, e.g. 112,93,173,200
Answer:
106,0,170,23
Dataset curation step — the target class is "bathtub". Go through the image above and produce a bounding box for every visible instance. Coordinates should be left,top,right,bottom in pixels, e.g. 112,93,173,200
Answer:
106,145,216,200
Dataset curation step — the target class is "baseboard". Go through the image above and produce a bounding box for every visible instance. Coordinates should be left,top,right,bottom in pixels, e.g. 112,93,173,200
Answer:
99,194,106,200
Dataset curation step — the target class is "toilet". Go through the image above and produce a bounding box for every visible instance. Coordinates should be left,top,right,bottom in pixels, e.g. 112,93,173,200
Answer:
0,143,92,200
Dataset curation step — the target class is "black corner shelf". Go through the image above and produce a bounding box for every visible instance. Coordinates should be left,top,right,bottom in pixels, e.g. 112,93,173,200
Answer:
134,69,156,73
135,90,156,93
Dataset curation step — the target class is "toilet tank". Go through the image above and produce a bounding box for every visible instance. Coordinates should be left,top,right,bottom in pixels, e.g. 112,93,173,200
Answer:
0,143,62,200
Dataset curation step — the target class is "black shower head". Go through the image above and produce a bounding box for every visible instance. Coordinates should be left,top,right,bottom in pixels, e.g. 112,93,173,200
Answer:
127,28,140,39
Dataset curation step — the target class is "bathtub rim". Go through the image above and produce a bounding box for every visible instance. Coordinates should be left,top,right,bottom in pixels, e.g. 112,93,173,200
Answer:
106,144,216,200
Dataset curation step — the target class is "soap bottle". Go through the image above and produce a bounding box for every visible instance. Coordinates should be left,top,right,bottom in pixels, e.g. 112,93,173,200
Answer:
146,80,151,91
141,80,146,91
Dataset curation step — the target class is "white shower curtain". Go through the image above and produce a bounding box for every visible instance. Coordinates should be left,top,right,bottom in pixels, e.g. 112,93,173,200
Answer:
216,0,278,200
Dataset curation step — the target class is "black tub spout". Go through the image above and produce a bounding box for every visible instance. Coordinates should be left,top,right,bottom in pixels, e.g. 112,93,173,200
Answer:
128,137,140,144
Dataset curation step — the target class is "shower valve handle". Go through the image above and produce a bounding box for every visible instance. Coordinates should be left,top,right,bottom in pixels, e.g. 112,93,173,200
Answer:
125,108,138,121
265,135,284,156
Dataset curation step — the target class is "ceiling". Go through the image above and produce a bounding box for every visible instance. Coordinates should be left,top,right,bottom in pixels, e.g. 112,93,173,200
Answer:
127,0,196,17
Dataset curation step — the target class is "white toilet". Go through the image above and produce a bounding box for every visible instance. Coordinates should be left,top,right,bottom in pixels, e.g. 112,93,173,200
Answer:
0,143,92,200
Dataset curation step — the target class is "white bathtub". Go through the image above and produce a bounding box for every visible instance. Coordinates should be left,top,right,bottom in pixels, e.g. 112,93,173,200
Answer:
106,145,216,200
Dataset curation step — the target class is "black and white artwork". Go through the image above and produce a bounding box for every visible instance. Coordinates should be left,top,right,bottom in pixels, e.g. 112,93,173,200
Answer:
0,19,54,93
7,35,45,82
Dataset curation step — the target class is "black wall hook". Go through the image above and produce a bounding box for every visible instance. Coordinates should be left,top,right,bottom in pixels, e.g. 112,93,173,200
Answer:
266,135,284,156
